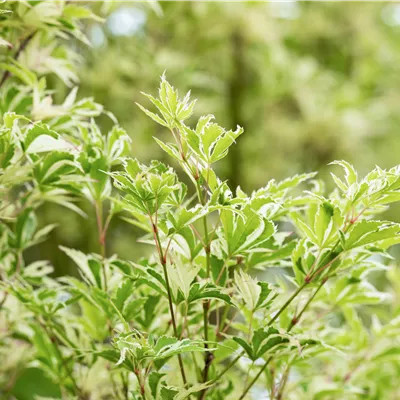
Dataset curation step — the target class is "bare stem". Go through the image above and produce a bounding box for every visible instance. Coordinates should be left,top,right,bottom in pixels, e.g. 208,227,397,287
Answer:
194,177,215,394
95,200,108,292
0,291,9,310
240,245,341,398
200,351,245,400
0,31,36,89
226,209,366,398
40,319,82,396
288,278,327,331
239,356,273,400
121,372,129,400
275,364,291,400
150,215,188,387
267,282,308,327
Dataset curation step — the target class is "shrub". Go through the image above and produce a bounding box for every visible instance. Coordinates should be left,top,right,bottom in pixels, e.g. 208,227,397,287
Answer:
1,2,400,400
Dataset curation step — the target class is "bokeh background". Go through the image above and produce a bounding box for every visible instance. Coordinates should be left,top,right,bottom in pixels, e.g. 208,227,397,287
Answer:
35,1,400,273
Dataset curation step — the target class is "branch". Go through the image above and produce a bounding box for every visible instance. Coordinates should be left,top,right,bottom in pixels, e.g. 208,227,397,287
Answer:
0,31,36,89
149,213,189,387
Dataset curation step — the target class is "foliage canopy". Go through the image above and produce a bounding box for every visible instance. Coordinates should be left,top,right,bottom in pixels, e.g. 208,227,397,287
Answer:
1,2,400,400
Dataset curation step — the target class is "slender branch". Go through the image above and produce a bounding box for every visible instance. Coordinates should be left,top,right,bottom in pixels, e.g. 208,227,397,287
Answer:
0,291,9,310
288,278,327,331
0,31,36,89
134,368,146,399
201,299,213,381
239,356,272,400
240,243,341,398
216,304,231,336
15,251,23,275
150,214,188,387
121,372,129,400
219,308,239,336
239,278,321,399
267,281,308,327
110,371,123,400
194,176,215,393
164,235,174,260
180,302,189,339
171,125,229,393
275,364,291,400
306,249,322,279
208,215,222,243
205,351,244,389
307,254,340,283
247,310,254,340
95,200,108,291
190,223,207,247
211,206,367,398
102,212,113,241
241,244,341,398
203,218,211,278
270,367,276,400
215,258,230,285
40,319,82,396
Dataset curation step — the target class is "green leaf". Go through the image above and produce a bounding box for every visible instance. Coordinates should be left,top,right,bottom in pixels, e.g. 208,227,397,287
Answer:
97,349,134,371
141,295,161,328
232,337,253,359
187,282,232,305
123,297,147,320
252,327,288,360
106,125,131,165
63,5,103,21
345,220,400,250
211,255,228,286
152,336,209,360
219,206,275,256
255,282,277,310
154,137,181,162
34,151,78,186
233,269,261,310
111,159,180,215
330,160,358,186
168,204,209,233
136,102,169,127
160,386,179,400
265,172,318,193
167,258,199,299
148,371,165,399
174,382,214,400
0,60,36,86
113,280,134,311
291,212,318,244
247,240,297,269
15,208,37,249
210,125,243,163
137,76,197,130
60,246,104,288
183,116,243,164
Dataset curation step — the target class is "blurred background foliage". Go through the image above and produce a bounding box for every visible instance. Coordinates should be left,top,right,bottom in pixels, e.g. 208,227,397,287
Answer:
39,1,400,270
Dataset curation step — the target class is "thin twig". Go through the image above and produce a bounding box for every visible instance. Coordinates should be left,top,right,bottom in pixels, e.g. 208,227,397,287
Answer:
95,201,108,291
0,31,36,89
239,356,273,400
149,212,188,387
275,363,291,400
288,278,327,331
